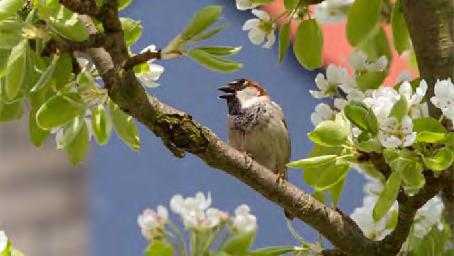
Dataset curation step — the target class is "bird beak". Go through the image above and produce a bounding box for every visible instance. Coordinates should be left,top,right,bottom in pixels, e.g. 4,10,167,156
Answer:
217,85,235,99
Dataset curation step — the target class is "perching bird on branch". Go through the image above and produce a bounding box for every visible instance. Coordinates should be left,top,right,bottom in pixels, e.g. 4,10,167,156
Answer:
218,78,293,219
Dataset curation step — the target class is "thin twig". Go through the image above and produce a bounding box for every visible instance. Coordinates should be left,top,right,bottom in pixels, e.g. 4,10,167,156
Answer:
123,50,161,70
42,33,107,55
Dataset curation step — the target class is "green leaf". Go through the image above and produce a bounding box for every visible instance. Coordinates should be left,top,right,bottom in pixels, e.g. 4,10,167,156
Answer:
65,119,89,165
23,48,47,92
278,21,291,63
328,177,345,205
53,53,73,89
385,210,398,230
186,48,242,73
91,104,112,145
390,157,425,191
383,148,399,163
389,97,408,120
356,71,386,90
358,26,392,62
293,19,323,70
344,101,378,135
365,109,379,135
312,190,327,204
413,117,446,133
120,17,142,46
222,231,256,255
314,162,350,190
36,93,85,130
346,0,381,46
0,100,23,122
422,147,454,171
251,246,297,256
302,145,344,186
181,6,223,40
445,133,454,149
373,171,400,221
0,0,25,21
192,46,242,56
189,25,228,43
0,19,24,49
416,131,446,143
357,137,381,153
5,39,27,99
0,49,9,76
391,0,409,54
29,108,50,147
30,54,59,92
308,120,348,147
287,155,337,169
37,4,88,42
58,116,84,149
119,0,132,9
145,241,173,256
284,0,299,10
108,101,140,151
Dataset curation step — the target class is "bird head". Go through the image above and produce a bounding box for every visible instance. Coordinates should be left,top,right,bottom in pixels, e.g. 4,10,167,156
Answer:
218,79,269,112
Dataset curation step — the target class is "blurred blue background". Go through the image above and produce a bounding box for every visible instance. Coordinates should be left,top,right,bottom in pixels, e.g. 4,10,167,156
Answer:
90,0,365,255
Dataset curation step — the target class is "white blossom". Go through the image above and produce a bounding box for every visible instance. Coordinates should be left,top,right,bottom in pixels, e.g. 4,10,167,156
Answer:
0,231,6,253
235,0,260,10
311,64,350,98
398,80,428,118
314,0,353,24
430,78,454,122
378,115,416,148
363,87,400,122
170,192,226,230
334,89,366,111
311,103,335,126
350,51,388,73
137,206,168,240
351,178,396,240
232,204,257,233
351,196,394,240
412,197,444,239
137,44,164,88
170,192,211,215
242,10,276,48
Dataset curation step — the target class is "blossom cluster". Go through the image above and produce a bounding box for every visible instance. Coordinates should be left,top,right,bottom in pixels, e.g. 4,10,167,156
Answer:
235,0,353,48
310,50,454,149
351,177,444,245
137,192,257,242
235,0,276,48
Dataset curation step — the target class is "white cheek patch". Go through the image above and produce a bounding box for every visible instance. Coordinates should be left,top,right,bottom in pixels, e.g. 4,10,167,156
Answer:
236,87,260,107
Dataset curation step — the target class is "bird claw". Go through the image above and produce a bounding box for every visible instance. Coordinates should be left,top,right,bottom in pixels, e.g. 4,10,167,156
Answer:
242,151,253,168
275,172,285,184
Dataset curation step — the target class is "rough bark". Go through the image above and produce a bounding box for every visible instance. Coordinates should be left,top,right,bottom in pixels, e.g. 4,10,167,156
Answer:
401,0,454,238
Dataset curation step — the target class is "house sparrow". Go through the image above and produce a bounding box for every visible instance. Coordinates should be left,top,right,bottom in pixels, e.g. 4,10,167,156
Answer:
218,78,293,218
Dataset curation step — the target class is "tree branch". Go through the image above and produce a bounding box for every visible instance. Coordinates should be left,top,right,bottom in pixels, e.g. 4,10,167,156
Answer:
59,0,99,16
401,0,454,115
123,50,161,70
42,33,107,55
401,0,454,238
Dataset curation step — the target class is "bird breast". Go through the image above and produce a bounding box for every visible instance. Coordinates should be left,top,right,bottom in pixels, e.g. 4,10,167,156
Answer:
227,101,291,173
